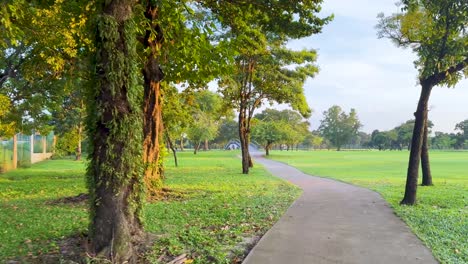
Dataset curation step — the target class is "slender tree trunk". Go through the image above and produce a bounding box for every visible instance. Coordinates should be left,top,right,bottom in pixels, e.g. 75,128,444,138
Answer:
194,142,200,154
421,118,433,186
12,134,17,169
142,2,165,197
88,1,144,262
166,134,178,167
265,142,272,156
239,109,250,174
203,139,209,151
401,83,433,205
76,123,82,161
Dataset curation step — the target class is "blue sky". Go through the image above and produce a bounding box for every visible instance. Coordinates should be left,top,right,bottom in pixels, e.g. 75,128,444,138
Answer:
287,0,468,133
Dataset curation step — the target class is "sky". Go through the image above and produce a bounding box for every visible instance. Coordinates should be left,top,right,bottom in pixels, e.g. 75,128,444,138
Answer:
286,0,468,133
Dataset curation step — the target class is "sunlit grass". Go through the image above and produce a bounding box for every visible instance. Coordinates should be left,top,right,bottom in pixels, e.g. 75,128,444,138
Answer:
0,151,300,263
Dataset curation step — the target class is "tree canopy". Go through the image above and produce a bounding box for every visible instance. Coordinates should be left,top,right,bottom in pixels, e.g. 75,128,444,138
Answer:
319,105,362,151
210,1,331,173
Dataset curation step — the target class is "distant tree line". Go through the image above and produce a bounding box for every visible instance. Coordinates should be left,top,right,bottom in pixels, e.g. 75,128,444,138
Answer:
367,119,468,151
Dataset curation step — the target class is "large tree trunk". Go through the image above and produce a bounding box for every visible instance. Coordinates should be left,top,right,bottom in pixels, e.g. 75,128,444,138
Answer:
142,2,165,197
421,119,433,186
401,83,433,205
88,1,144,262
239,109,250,174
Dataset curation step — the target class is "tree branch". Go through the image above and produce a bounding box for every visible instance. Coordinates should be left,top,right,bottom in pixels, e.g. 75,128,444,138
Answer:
426,56,468,86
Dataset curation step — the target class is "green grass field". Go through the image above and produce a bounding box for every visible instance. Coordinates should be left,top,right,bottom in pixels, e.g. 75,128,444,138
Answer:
268,150,468,264
0,151,300,263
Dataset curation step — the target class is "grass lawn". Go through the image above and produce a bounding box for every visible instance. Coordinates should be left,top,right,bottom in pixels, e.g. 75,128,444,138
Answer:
0,151,300,263
268,150,468,264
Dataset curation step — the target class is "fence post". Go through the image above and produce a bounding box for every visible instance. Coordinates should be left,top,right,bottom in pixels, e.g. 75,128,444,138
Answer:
53,135,57,152
12,134,17,169
30,134,34,162
42,135,46,154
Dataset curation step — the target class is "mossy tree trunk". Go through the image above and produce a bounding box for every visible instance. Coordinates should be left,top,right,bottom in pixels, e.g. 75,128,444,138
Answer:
87,0,144,262
142,2,164,197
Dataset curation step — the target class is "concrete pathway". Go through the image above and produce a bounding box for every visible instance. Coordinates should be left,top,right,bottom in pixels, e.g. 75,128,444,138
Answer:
242,155,438,264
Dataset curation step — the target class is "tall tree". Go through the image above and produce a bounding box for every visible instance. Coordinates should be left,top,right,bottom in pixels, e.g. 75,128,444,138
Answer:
193,90,231,150
455,119,468,139
206,0,331,174
138,0,222,195
213,119,239,147
255,108,310,151
187,111,219,154
252,119,286,156
319,106,362,151
86,0,144,261
51,81,87,160
162,84,192,167
377,0,468,205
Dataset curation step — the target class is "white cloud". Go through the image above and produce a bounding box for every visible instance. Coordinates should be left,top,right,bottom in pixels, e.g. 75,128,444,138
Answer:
287,1,468,133
321,0,401,22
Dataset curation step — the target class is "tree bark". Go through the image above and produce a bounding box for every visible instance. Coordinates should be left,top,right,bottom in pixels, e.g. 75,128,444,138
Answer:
142,2,165,197
265,142,272,156
166,134,178,167
421,118,433,186
194,142,200,154
88,1,143,262
76,123,82,161
401,83,433,205
203,139,209,151
180,137,184,151
239,109,250,174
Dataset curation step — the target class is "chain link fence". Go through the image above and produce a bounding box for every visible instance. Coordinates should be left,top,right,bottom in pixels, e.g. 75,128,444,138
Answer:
0,132,54,173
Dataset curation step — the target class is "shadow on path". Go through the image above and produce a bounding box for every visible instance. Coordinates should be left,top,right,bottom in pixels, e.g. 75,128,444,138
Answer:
243,153,438,264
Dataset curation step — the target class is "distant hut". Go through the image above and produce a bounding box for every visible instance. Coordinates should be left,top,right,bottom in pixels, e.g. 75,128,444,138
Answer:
224,140,241,150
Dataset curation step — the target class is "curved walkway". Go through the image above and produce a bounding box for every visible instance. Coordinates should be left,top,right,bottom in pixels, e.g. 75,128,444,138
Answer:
243,154,438,264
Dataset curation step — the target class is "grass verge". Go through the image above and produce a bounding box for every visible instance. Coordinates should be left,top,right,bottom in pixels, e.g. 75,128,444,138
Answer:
0,151,300,263
268,150,467,264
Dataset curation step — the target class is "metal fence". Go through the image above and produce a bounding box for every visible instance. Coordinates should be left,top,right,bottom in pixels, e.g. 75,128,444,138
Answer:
0,132,54,173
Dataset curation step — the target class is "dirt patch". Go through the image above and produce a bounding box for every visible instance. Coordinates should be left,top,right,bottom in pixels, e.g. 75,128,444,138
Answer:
47,193,89,205
147,188,189,202
7,234,86,264
229,235,262,263
7,232,160,264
